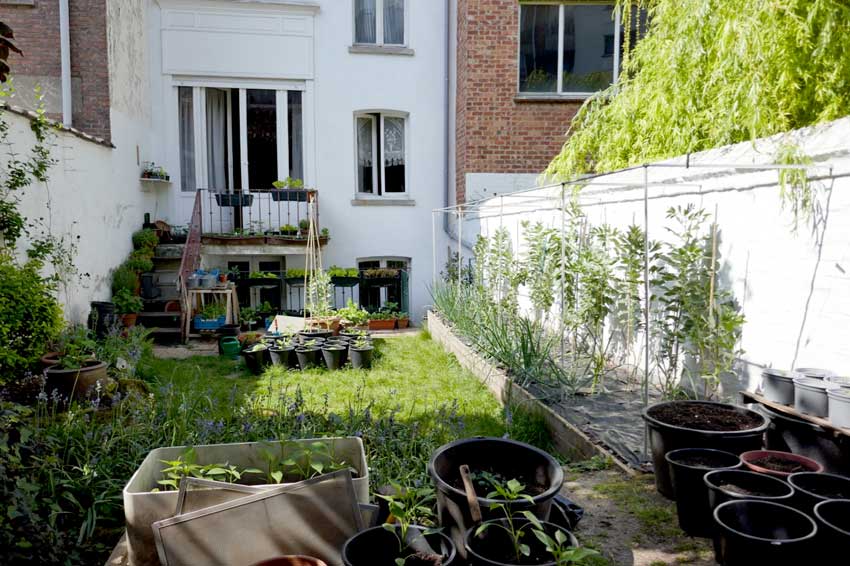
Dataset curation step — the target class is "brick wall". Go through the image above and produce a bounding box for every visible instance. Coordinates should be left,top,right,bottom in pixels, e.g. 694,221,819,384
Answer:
1,0,111,140
455,0,581,203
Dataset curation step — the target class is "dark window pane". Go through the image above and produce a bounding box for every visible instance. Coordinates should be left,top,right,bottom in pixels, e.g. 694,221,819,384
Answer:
231,90,242,190
519,5,559,93
384,0,404,45
246,89,277,191
355,0,377,44
383,117,405,193
562,5,615,93
288,91,303,181
178,86,195,191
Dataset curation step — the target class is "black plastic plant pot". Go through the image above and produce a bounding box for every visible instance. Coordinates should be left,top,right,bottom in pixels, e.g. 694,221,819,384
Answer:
787,472,850,515
813,500,850,552
428,437,564,560
269,346,295,368
341,524,456,566
643,401,768,498
665,448,741,537
712,500,816,565
464,519,577,566
295,347,320,370
241,346,270,375
349,345,373,369
704,470,795,515
321,346,345,370
298,329,333,341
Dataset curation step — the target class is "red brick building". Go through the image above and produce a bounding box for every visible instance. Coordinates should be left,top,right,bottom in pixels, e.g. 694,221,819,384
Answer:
453,0,641,203
1,0,110,140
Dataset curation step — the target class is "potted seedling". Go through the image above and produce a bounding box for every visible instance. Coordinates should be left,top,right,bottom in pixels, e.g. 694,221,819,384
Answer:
321,342,346,370
269,338,297,369
342,483,457,565
428,437,564,556
295,339,321,370
298,218,310,237
44,326,110,401
114,288,144,328
242,342,270,375
341,327,371,340
464,478,597,566
349,337,374,370
320,227,330,239
280,224,299,237
395,312,410,329
194,302,227,331
642,400,768,498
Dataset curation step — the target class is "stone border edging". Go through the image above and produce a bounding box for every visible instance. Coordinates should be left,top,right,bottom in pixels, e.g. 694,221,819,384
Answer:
427,311,637,477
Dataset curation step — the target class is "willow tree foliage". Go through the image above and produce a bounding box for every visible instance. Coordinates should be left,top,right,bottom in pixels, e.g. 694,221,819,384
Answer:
545,0,850,180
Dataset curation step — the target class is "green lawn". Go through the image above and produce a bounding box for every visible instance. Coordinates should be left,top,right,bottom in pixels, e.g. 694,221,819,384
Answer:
146,332,504,436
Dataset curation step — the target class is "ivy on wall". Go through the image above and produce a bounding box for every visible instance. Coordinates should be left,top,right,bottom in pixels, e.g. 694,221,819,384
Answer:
544,0,850,180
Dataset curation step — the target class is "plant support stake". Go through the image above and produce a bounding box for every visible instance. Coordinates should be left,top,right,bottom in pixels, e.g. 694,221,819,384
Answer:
643,165,650,458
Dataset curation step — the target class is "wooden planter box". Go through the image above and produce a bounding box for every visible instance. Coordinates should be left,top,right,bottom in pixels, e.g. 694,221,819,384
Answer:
123,437,369,566
202,235,265,246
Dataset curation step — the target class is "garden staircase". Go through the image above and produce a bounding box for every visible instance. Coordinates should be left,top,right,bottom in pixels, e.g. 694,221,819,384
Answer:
137,243,184,343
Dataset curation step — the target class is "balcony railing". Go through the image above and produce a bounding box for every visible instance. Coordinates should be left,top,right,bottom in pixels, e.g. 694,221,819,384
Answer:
198,188,322,241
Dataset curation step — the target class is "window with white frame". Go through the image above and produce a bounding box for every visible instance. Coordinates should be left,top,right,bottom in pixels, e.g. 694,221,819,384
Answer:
356,112,407,196
354,0,406,46
518,2,647,96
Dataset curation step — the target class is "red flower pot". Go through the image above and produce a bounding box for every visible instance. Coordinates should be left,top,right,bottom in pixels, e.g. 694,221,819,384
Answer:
741,450,824,478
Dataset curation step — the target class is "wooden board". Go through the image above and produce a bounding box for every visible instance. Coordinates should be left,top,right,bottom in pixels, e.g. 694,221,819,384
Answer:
739,390,850,439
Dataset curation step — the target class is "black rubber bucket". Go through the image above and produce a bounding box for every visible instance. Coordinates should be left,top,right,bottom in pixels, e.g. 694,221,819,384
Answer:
342,525,456,566
665,448,741,537
712,500,816,565
643,401,768,498
321,345,345,370
813,500,850,553
88,301,116,339
464,519,577,566
788,472,850,515
295,347,320,370
704,469,795,514
269,346,295,368
242,346,270,375
428,437,564,560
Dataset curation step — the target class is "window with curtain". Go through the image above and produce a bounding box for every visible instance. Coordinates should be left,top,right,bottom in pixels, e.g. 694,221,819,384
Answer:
206,88,229,192
355,112,406,196
354,0,405,46
288,91,304,181
519,2,647,95
178,86,196,192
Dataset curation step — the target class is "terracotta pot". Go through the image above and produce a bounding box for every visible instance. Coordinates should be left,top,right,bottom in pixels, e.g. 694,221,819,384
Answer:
250,557,328,566
741,450,824,478
122,313,138,327
41,351,61,369
396,317,409,329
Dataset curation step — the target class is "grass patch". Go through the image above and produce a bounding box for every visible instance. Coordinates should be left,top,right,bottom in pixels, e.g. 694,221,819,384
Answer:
145,334,504,435
593,475,682,539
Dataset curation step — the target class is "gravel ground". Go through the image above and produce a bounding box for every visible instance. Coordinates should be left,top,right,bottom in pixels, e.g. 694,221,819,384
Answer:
564,464,716,566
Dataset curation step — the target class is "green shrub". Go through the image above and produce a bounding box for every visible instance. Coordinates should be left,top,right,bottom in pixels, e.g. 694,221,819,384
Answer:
125,249,154,273
111,263,138,295
132,228,159,251
0,255,63,383
112,288,143,315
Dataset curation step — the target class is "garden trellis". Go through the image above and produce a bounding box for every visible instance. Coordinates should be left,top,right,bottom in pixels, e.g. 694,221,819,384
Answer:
432,157,837,456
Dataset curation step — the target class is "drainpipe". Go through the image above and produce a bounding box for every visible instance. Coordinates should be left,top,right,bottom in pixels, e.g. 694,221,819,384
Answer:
443,0,451,232
59,0,72,126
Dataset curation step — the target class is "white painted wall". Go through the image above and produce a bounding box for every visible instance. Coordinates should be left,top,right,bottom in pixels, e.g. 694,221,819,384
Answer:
469,117,850,391
147,0,451,321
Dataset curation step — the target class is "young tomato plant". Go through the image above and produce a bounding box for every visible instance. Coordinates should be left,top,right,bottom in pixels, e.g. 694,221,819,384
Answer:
376,483,441,565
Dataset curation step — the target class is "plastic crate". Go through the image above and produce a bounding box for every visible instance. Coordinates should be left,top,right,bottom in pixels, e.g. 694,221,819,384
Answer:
193,315,226,330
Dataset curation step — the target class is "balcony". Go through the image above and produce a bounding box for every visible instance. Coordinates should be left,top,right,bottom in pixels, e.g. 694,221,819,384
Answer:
198,188,328,255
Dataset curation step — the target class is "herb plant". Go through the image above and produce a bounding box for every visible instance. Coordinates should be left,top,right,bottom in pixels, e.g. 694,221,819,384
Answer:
376,483,441,566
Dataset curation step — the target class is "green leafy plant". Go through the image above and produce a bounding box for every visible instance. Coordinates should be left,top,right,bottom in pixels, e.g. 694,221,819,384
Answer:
285,268,307,279
125,249,154,273
256,440,349,484
111,263,138,295
199,302,226,320
475,478,537,562
54,326,98,370
363,268,400,279
376,483,440,566
328,265,359,278
299,219,310,231
0,253,63,383
525,513,599,565
305,269,333,319
337,299,370,327
320,228,329,238
112,289,143,315
272,177,304,190
132,229,159,251
156,448,251,491
280,224,298,234
249,271,278,279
